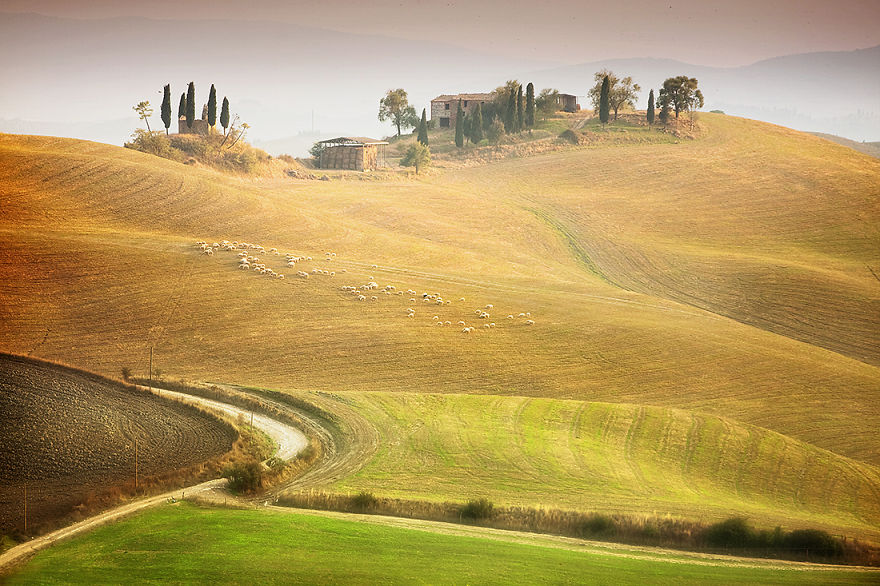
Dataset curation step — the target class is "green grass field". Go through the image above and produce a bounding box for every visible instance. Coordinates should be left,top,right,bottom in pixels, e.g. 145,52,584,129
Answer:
290,392,880,541
1,112,878,555
8,503,877,585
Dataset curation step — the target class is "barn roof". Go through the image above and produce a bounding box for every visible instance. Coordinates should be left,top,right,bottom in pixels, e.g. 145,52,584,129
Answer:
431,93,495,103
317,136,389,146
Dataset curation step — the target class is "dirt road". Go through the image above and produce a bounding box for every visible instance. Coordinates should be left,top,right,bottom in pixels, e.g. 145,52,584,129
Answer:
0,385,309,573
155,388,308,461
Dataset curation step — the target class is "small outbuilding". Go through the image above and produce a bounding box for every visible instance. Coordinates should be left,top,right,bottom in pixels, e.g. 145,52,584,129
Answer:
316,137,388,171
558,94,580,112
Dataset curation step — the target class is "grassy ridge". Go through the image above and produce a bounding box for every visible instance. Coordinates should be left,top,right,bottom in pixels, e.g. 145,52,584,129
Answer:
297,392,880,540
8,503,877,585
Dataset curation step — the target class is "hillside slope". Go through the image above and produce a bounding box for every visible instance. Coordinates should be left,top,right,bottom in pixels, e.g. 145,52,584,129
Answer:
0,120,878,471
446,114,880,366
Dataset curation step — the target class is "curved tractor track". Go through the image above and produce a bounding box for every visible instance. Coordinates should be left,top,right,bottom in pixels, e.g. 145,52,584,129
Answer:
206,384,380,500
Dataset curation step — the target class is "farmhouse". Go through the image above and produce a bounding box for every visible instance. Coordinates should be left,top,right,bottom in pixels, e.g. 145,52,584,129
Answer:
430,93,494,128
317,137,388,171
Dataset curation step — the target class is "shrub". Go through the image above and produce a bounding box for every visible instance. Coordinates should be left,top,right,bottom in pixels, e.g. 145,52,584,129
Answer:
704,517,756,549
559,129,580,144
221,460,262,492
124,129,179,160
486,117,505,144
120,366,132,381
400,143,431,174
784,529,843,559
461,497,494,520
350,491,378,512
581,513,616,537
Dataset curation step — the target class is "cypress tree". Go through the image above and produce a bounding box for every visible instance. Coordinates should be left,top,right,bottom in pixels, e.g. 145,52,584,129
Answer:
516,85,524,133
207,84,217,129
454,100,464,148
599,75,610,124
161,84,172,135
417,108,428,146
178,92,186,119
470,103,484,143
186,82,195,129
525,82,535,132
647,89,655,125
220,97,230,136
504,87,517,133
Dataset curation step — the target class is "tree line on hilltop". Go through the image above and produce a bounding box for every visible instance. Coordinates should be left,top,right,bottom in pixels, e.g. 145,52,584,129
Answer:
375,72,704,156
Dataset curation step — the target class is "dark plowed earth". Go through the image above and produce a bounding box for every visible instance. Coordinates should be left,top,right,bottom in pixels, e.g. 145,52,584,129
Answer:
0,355,236,535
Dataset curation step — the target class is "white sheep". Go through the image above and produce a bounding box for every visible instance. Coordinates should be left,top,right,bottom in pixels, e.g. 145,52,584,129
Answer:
525,319,534,325
357,295,366,301
485,304,493,309
370,296,378,302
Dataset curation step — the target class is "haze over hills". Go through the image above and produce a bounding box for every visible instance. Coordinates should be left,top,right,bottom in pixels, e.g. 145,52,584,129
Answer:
0,12,878,155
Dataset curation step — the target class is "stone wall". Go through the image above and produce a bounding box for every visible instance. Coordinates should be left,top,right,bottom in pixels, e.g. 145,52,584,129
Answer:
431,101,452,127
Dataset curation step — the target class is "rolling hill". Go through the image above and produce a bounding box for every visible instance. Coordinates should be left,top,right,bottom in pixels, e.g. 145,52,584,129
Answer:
1,113,878,542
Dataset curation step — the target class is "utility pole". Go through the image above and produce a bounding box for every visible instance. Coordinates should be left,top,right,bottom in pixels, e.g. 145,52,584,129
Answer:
135,438,139,493
23,484,27,534
149,346,153,394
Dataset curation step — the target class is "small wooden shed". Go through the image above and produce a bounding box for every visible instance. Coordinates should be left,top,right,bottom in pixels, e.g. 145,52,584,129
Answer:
317,137,388,171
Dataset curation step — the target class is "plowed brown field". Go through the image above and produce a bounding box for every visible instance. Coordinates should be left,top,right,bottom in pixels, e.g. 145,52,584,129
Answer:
0,354,236,535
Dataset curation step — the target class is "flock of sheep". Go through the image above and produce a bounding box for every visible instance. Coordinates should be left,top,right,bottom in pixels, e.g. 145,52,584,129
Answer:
195,240,536,333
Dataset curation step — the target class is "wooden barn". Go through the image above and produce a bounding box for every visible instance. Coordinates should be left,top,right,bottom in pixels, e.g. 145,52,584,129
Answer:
317,137,388,171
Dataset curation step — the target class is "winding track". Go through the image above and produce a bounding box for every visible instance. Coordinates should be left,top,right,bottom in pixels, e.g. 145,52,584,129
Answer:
0,383,315,572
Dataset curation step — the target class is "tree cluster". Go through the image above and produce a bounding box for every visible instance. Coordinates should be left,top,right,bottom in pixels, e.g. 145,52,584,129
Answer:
656,76,704,120
588,69,640,123
585,69,705,127
147,82,235,137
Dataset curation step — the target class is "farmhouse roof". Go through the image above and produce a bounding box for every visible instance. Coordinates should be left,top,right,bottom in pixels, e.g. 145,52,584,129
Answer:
431,93,495,103
317,136,389,146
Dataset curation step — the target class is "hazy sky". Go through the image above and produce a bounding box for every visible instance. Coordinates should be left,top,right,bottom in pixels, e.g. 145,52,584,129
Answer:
3,0,879,67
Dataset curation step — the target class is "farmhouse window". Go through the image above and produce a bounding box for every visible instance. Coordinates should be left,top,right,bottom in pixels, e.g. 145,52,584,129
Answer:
439,117,450,127
445,103,450,110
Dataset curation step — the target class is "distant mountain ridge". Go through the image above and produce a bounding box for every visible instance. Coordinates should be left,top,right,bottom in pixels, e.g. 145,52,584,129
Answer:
0,12,877,152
